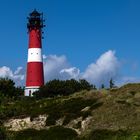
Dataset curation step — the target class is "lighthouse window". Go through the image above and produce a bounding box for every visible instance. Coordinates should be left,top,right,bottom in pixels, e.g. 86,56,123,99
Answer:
31,53,33,55
29,90,31,97
36,53,38,55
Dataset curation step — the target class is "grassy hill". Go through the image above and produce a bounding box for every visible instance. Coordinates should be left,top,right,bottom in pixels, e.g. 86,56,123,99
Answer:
1,83,140,139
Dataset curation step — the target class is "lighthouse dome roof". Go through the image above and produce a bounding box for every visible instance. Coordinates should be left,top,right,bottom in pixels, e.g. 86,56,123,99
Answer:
30,9,41,17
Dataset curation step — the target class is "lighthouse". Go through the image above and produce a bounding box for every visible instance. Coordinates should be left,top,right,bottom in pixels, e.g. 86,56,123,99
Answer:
25,10,45,96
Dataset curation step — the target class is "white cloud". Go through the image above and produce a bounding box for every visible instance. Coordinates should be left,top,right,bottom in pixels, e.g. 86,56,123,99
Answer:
82,50,120,87
116,76,140,86
43,55,70,81
42,51,120,87
0,50,124,87
0,66,13,78
14,67,23,75
0,66,24,86
60,67,80,80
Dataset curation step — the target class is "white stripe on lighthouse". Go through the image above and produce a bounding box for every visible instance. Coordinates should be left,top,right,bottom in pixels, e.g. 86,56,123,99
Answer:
27,48,43,62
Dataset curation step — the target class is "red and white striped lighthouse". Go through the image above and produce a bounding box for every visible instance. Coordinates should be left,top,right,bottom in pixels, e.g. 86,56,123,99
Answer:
25,10,45,96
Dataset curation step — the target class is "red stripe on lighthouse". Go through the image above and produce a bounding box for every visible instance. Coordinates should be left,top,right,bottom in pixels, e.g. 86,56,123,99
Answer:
26,62,44,87
29,30,42,48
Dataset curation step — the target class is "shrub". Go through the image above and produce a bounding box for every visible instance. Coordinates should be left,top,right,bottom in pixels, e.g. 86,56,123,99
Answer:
45,97,98,126
0,127,6,140
0,78,24,98
87,129,131,140
35,79,93,98
13,127,77,140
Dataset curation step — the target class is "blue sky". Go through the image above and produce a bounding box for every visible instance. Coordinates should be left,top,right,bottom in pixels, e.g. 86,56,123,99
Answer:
0,0,140,86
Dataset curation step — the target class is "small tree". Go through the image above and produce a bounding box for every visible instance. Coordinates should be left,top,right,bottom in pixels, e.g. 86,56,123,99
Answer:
109,78,115,89
93,85,97,90
35,79,93,98
0,78,24,98
79,79,93,90
101,84,105,89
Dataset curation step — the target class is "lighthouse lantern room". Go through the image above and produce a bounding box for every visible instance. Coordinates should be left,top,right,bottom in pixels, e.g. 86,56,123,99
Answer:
25,9,45,96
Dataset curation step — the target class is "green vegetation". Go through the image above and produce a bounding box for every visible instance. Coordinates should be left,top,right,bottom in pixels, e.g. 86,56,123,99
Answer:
0,127,6,140
2,128,140,140
35,79,93,98
0,94,100,125
12,126,78,140
1,78,140,139
109,78,115,89
45,97,100,126
0,78,23,98
83,130,140,140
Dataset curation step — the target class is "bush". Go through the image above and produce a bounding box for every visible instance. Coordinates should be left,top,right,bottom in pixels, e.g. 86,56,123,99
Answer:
0,127,6,140
13,127,77,140
35,79,93,98
45,97,98,126
86,129,137,140
0,78,24,98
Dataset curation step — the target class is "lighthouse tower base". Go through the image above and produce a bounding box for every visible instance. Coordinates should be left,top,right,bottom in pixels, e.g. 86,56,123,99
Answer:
24,86,40,96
